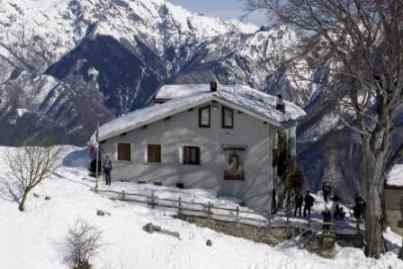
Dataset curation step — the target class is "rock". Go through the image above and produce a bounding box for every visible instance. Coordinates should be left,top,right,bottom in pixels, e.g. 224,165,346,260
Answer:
143,223,162,233
143,223,180,240
206,239,212,247
96,209,111,216
97,210,105,216
33,193,40,198
44,196,51,200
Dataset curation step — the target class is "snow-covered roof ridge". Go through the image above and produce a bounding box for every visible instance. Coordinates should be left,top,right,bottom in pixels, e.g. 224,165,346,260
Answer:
95,84,305,142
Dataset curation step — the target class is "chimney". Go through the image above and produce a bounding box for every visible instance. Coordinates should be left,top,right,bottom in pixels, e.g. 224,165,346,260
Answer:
210,81,218,92
275,94,286,113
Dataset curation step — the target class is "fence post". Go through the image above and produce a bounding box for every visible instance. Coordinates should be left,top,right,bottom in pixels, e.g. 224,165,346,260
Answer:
267,210,272,229
207,202,212,219
178,197,182,215
235,206,240,228
150,190,155,209
121,190,126,200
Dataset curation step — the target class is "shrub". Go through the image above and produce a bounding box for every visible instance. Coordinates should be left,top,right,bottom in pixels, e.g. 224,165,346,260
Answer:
63,219,102,269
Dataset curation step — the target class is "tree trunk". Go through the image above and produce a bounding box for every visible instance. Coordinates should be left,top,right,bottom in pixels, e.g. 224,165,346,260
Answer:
365,182,385,258
361,142,386,258
18,190,29,212
399,197,403,260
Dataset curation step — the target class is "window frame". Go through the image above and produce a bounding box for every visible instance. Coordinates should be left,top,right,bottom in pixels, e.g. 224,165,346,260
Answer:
198,105,211,128
222,106,234,129
147,144,162,163
117,143,132,162
183,146,201,165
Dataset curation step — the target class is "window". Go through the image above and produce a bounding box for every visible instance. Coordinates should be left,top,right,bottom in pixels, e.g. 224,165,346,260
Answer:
222,106,234,129
183,146,201,165
198,105,211,128
117,143,131,161
147,144,161,163
224,149,245,180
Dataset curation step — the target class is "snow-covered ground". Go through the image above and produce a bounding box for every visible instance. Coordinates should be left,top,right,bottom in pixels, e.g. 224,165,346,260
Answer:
387,164,403,187
0,146,402,269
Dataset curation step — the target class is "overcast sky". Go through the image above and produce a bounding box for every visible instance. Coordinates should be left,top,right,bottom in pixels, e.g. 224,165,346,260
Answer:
169,0,267,26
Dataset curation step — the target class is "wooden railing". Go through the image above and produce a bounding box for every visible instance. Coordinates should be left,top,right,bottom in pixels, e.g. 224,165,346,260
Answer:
97,189,270,227
96,188,349,241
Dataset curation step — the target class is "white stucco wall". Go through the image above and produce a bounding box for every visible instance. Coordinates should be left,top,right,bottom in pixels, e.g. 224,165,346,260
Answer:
100,101,275,214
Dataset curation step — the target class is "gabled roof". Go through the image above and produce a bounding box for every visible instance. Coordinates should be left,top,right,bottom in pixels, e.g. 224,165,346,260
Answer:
94,84,306,142
155,84,211,100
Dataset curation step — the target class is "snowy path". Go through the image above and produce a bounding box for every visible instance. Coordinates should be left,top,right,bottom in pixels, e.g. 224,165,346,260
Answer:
0,146,402,269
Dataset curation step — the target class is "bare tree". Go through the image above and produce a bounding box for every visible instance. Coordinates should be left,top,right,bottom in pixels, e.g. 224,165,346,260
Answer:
63,219,103,269
244,0,403,258
4,145,60,211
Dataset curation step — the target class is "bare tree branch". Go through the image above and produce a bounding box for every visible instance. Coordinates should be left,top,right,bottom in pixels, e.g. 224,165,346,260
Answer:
3,145,61,211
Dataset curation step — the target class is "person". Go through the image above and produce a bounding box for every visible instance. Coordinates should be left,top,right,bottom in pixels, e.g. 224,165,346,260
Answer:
353,194,366,229
275,94,286,113
322,208,332,232
271,188,277,214
304,191,315,218
294,192,303,217
285,160,304,193
103,155,113,186
284,160,304,210
331,195,345,220
322,181,332,203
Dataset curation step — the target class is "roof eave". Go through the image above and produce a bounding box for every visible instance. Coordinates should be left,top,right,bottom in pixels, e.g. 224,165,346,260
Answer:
96,94,306,142
212,95,283,128
98,95,215,141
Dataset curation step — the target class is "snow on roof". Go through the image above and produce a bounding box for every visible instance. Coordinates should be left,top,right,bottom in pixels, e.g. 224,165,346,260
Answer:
214,84,305,124
95,92,212,142
95,84,306,142
155,84,211,100
387,164,403,187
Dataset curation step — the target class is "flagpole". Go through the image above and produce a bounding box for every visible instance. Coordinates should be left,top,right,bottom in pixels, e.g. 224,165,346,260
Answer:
95,123,99,192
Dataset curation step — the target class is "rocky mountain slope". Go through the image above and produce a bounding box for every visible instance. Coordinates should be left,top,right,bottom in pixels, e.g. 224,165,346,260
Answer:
0,0,372,198
0,0,308,134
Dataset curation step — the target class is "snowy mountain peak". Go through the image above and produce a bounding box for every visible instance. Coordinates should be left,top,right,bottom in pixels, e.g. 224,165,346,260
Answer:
0,0,258,58
0,0,309,146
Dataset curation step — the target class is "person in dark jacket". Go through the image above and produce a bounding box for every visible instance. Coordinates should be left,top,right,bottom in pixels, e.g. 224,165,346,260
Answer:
353,194,366,229
322,208,332,232
276,94,286,113
322,181,332,203
283,160,304,210
103,155,113,186
303,191,315,218
332,195,345,220
294,192,304,217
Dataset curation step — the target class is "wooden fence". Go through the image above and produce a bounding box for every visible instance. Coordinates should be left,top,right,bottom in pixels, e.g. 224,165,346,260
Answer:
97,189,270,227
96,188,349,240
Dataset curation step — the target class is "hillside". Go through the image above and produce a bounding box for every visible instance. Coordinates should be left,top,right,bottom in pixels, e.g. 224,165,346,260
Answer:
0,146,402,269
1,0,401,201
0,0,307,145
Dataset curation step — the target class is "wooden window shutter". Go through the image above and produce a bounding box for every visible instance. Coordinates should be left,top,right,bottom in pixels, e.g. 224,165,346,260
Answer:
147,144,161,163
117,143,131,161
